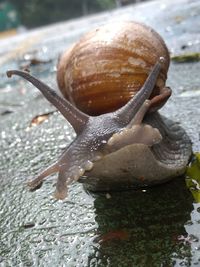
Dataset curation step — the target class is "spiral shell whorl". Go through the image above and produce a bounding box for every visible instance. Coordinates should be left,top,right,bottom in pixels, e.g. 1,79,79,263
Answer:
57,21,170,115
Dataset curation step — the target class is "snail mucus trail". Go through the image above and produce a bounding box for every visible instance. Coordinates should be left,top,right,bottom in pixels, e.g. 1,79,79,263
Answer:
7,23,192,200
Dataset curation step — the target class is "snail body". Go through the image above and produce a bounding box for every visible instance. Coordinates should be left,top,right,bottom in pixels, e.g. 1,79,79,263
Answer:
7,21,192,199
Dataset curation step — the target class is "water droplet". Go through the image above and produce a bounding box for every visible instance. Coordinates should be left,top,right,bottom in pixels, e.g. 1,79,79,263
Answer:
185,220,193,226
106,193,111,199
84,161,93,171
189,234,199,243
79,168,84,176
159,56,165,63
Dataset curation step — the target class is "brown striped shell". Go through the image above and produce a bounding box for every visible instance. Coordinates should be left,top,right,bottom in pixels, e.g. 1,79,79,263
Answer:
57,21,170,116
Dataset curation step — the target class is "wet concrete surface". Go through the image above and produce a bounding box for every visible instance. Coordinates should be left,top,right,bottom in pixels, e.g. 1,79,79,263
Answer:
0,0,200,266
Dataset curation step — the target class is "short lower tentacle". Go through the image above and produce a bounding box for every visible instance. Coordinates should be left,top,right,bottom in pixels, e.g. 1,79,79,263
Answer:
28,163,59,189
54,168,69,199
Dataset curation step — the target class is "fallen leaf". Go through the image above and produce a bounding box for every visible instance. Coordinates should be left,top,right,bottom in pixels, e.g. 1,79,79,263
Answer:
171,52,200,63
185,153,200,203
22,222,35,229
1,110,13,116
96,230,130,244
29,111,55,127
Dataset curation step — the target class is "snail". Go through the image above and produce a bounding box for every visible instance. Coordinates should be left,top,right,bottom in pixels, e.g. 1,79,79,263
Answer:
7,21,192,199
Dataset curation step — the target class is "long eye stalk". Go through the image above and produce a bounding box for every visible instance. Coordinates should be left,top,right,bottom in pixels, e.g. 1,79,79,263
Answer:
114,58,164,125
7,70,89,134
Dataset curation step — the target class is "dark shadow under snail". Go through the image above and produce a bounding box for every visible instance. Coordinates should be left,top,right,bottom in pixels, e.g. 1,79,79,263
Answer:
7,22,192,199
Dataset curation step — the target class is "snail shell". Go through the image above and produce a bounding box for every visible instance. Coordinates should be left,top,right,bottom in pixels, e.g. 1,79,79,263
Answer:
57,21,170,115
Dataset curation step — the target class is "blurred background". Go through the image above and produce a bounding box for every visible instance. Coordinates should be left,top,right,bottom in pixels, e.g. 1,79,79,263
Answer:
0,0,148,34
